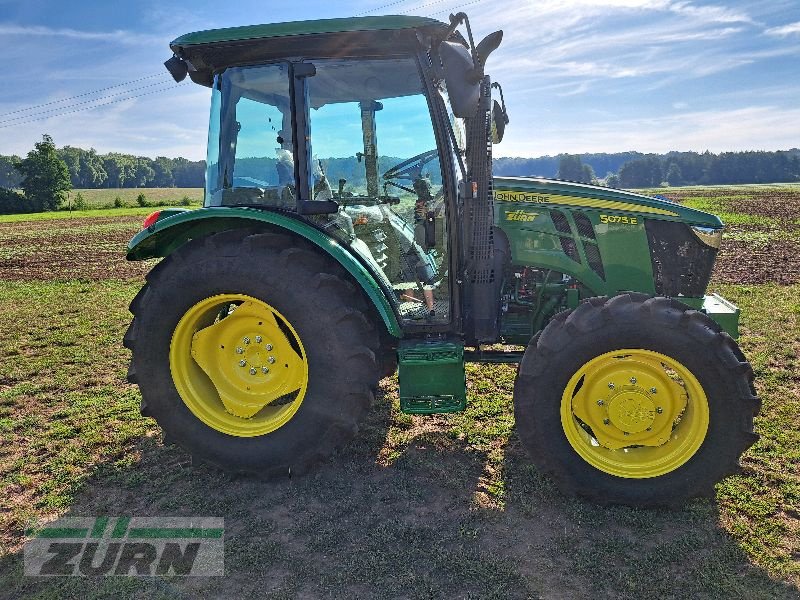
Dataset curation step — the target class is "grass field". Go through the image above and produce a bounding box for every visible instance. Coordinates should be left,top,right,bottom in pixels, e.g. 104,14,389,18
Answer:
65,187,203,210
0,185,798,598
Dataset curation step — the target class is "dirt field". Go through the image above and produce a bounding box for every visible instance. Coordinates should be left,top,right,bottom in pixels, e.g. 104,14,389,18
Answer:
0,188,798,599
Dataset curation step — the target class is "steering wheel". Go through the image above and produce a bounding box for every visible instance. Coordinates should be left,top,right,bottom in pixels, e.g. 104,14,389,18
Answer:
382,149,440,182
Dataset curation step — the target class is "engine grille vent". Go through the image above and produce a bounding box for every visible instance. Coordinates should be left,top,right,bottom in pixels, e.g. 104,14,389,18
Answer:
550,210,572,234
574,212,596,239
560,237,581,263
583,241,605,280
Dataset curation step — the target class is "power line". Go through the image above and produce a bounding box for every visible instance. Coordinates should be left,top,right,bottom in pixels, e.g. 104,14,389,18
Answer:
356,0,412,16
0,83,187,130
397,0,455,16
0,79,174,126
427,0,485,17
0,73,164,119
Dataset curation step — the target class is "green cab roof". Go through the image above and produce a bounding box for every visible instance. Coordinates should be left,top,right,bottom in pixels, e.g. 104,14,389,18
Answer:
171,15,447,48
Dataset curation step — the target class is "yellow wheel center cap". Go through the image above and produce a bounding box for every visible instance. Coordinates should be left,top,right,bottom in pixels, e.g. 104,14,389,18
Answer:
189,301,305,419
607,393,655,434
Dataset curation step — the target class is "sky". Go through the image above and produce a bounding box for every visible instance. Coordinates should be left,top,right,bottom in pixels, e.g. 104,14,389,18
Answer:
0,0,798,160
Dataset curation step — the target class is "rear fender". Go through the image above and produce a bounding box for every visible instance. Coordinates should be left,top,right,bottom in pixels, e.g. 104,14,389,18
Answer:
127,207,402,337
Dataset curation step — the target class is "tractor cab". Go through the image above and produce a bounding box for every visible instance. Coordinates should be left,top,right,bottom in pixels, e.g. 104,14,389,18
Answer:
165,14,504,338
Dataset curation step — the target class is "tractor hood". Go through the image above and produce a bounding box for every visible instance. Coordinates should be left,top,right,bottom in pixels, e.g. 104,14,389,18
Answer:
492,176,723,228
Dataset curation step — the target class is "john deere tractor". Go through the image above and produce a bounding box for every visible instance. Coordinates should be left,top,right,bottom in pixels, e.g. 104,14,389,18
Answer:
125,13,758,506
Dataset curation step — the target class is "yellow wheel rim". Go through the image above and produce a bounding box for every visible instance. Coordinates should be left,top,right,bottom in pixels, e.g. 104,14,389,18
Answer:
170,294,308,437
560,349,709,478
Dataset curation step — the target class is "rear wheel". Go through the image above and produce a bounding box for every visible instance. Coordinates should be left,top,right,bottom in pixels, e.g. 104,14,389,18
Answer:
125,229,380,477
514,293,759,506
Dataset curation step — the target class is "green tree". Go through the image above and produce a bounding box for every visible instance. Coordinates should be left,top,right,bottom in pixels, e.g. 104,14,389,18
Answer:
0,155,23,189
0,188,28,214
557,154,586,182
79,149,107,188
665,162,684,186
153,156,175,187
15,134,71,211
581,163,596,184
132,157,155,187
605,172,620,188
103,153,136,188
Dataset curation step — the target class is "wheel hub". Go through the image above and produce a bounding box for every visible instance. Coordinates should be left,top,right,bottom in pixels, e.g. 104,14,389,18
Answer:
607,392,655,434
570,354,689,450
188,300,305,419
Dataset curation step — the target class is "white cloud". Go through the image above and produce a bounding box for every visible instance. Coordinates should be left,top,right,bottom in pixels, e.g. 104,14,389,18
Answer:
667,1,753,24
0,23,162,45
765,21,800,37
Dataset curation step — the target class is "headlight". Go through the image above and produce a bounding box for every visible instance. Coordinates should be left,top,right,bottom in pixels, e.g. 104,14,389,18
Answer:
690,226,722,249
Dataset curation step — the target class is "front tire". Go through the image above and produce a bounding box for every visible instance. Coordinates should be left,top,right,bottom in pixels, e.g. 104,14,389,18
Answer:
513,293,759,506
124,229,380,477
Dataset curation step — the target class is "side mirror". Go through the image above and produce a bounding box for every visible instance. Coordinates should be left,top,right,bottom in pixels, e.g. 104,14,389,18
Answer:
439,41,481,118
491,100,506,144
164,55,188,82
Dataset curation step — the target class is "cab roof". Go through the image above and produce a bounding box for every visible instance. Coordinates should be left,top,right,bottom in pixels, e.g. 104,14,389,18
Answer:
171,16,447,48
170,15,450,87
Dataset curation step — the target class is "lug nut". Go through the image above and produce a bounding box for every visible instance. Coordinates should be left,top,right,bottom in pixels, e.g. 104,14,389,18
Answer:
650,387,657,393
255,336,262,343
265,344,273,351
597,399,604,406
623,432,630,436
630,377,637,384
262,366,269,374
250,367,257,375
236,347,244,354
243,337,250,345
603,418,610,425
608,383,615,389
239,360,246,367
268,356,275,364
656,407,663,414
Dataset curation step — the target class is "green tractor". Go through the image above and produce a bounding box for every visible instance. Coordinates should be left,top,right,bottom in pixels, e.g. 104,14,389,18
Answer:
125,12,758,506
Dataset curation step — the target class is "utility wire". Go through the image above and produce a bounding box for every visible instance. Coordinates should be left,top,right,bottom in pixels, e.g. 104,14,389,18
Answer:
0,73,164,119
0,79,175,126
356,0,411,16
0,83,186,130
396,0,455,16
427,0,485,17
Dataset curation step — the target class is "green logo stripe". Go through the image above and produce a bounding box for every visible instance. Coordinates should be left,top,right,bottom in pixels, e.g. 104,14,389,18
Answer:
91,516,109,538
127,527,224,539
111,517,131,538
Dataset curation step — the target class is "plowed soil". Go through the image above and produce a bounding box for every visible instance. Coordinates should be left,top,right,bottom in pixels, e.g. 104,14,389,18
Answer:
0,216,152,280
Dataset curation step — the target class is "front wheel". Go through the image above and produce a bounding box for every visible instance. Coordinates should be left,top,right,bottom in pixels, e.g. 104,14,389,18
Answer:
513,294,759,506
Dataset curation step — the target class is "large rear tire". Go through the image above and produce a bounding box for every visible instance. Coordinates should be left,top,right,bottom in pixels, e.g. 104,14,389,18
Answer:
124,229,380,477
513,293,759,506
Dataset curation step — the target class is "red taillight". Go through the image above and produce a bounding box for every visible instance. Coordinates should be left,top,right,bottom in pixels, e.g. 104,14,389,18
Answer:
142,211,162,229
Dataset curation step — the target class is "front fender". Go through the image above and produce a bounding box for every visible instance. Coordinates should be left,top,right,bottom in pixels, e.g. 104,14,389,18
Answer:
127,207,402,338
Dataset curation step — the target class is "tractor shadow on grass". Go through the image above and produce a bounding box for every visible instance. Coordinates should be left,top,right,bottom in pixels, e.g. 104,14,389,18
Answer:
3,385,798,600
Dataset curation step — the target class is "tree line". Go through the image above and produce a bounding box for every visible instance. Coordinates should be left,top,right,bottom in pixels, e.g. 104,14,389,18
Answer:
0,145,205,191
2,135,799,214
499,149,800,188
